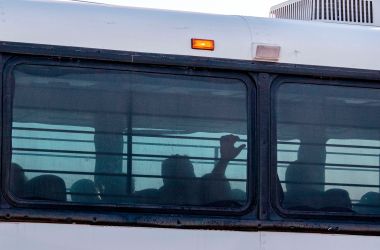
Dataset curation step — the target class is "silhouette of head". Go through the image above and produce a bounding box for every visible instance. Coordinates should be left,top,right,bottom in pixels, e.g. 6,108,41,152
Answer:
71,179,101,203
161,155,195,188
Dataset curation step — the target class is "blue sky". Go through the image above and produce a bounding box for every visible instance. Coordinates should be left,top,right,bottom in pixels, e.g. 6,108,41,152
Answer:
82,0,285,17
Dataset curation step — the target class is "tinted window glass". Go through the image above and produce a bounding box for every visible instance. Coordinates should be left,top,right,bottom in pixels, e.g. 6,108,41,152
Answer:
10,64,249,208
276,82,380,215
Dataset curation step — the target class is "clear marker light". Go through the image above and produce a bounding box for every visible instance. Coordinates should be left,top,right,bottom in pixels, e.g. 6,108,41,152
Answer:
255,45,281,61
191,38,215,51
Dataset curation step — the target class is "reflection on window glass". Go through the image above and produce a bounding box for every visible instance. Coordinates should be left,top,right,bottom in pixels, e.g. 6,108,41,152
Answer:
277,139,300,193
10,64,249,208
276,83,380,214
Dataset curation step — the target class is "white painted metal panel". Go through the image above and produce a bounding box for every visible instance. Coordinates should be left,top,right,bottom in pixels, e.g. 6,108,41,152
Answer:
0,222,260,250
1,0,380,71
261,231,380,250
1,222,380,250
0,0,252,60
245,16,380,70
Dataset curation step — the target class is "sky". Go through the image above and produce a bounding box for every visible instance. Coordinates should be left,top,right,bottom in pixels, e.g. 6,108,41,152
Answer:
82,0,285,17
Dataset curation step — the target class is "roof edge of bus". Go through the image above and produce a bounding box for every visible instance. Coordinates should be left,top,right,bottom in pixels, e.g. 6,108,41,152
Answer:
0,0,379,71
55,0,238,16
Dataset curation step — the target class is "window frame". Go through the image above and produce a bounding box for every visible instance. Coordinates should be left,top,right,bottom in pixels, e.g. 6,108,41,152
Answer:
1,55,257,217
270,76,380,222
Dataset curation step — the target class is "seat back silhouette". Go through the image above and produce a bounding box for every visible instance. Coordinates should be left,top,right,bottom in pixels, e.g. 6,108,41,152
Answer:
23,175,66,201
71,179,101,203
320,189,352,212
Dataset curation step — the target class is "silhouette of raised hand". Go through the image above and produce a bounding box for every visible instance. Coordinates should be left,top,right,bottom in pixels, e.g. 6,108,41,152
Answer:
220,134,246,161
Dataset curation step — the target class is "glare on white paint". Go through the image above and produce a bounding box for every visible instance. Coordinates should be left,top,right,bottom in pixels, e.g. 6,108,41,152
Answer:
79,0,285,17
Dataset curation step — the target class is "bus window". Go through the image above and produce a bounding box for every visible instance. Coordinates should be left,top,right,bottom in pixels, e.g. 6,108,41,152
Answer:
325,138,380,214
276,82,380,215
277,139,300,193
8,62,249,209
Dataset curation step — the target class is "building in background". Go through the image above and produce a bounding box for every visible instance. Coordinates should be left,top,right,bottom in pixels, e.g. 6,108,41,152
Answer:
270,0,379,26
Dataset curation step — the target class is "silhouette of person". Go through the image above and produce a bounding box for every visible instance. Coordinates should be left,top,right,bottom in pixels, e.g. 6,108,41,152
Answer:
71,179,102,203
158,134,246,206
201,134,246,204
159,155,200,205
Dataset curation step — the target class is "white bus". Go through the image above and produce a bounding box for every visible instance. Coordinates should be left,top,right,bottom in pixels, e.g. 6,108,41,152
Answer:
1,0,380,249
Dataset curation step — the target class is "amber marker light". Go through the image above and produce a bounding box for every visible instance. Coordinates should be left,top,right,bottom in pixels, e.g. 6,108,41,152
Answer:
191,38,215,51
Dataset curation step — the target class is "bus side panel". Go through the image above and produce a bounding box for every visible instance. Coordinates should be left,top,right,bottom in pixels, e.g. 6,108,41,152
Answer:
1,223,380,250
0,222,259,250
261,231,380,250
